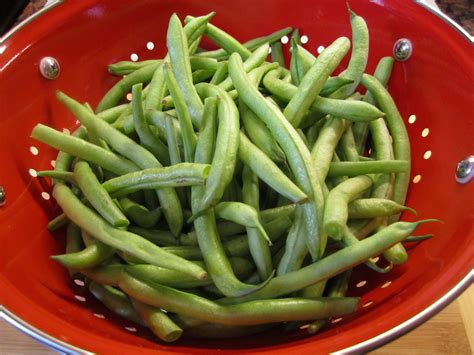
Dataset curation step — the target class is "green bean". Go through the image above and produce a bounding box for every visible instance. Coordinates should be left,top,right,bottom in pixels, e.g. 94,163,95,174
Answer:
32,124,139,175
74,161,129,227
348,198,416,219
127,226,177,246
327,160,409,177
307,269,352,334
89,281,143,324
210,61,228,85
117,197,160,228
184,12,217,44
341,227,392,273
403,235,433,243
229,53,324,261
53,184,207,279
222,219,435,305
240,72,286,163
186,16,252,60
101,163,210,197
192,69,216,84
329,8,369,99
144,64,167,114
57,92,184,236
38,170,75,183
133,84,170,163
244,26,292,50
183,221,245,247
194,84,240,212
131,299,183,342
43,163,207,197
52,233,115,269
339,124,360,162
260,204,296,223
126,257,253,289
80,263,124,286
277,207,307,275
189,94,265,297
217,43,271,92
120,271,359,326
215,202,271,244
262,71,384,124
96,104,129,123
242,166,259,210
290,38,305,86
324,175,374,239
108,60,161,75
160,246,203,260
189,57,219,71
47,213,69,231
51,126,87,185
353,57,394,154
283,37,351,127
96,63,158,113
170,218,291,261
358,59,401,259
167,14,204,128
163,115,182,166
271,41,285,67
196,27,292,60
241,166,273,280
239,132,307,204
163,62,197,161
292,43,314,75
66,223,83,252
149,111,183,144
361,74,411,222
311,117,348,185
358,155,374,161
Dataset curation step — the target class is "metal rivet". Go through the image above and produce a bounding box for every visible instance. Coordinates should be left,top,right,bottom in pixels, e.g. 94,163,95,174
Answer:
0,186,5,206
393,39,413,61
455,155,474,184
39,56,60,79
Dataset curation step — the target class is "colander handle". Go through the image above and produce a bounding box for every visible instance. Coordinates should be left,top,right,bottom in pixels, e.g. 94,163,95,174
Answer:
0,0,64,44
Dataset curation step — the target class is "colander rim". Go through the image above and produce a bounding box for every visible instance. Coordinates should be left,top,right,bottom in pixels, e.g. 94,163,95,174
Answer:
0,0,472,353
1,270,472,354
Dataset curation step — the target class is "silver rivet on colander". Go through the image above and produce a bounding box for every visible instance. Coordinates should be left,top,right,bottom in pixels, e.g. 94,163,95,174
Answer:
393,39,412,61
0,186,5,206
39,56,60,80
455,155,474,184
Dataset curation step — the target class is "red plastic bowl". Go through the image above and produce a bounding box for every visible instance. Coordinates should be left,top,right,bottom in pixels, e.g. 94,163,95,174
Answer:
0,0,473,353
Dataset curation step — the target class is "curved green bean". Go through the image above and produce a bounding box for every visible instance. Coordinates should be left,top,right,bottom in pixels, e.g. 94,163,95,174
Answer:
348,199,416,219
57,91,184,236
239,132,308,204
53,184,207,280
194,83,240,212
74,161,129,227
284,37,351,127
118,197,161,228
324,175,374,239
229,53,325,261
120,271,359,326
167,14,204,128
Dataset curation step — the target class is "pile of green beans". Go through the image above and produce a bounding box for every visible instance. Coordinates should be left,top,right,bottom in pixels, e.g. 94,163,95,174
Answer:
32,9,436,343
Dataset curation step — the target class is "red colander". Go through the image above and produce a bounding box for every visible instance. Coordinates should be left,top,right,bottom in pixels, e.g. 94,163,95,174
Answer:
0,0,473,353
